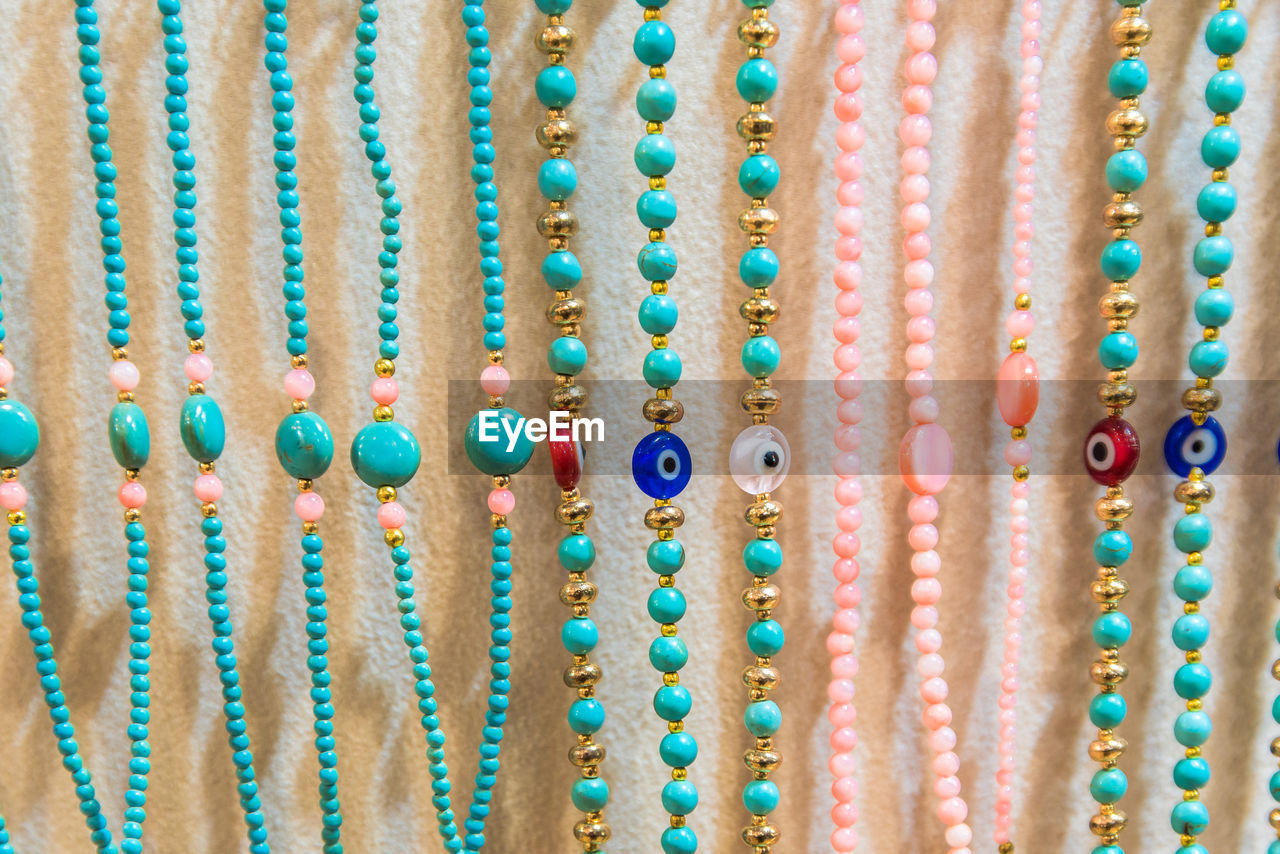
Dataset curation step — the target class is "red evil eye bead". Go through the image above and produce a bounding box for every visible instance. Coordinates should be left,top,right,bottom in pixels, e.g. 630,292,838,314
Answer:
549,435,584,491
1084,417,1140,486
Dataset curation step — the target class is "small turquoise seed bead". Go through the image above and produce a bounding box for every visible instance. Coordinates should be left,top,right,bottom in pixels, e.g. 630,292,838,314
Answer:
660,826,697,854
1173,613,1210,650
1205,9,1248,54
350,419,421,487
647,587,686,624
1194,289,1234,327
180,394,225,462
1092,612,1132,648
559,534,596,571
661,780,699,816
1174,564,1213,601
634,134,676,176
1107,59,1148,98
275,411,335,479
1174,513,1213,553
647,539,686,574
742,779,779,814
542,250,582,289
653,685,692,722
463,407,533,476
1105,150,1147,193
649,636,688,672
1197,182,1237,222
536,159,577,201
0,401,39,468
1193,235,1233,277
1089,693,1126,728
570,778,609,813
535,66,576,108
633,21,675,66
746,620,784,657
659,732,697,767
636,78,677,122
1098,332,1139,370
1173,663,1212,699
643,349,682,389
1093,530,1133,566
744,700,781,737
108,402,151,470
1171,799,1210,836
548,336,587,376
1173,757,1211,790
738,247,779,287
743,538,782,576
568,698,605,735
639,294,678,335
637,190,678,228
1205,70,1246,113
1100,239,1141,281
735,58,777,102
1188,340,1229,379
638,241,678,281
561,617,598,655
1201,125,1241,168
741,335,780,378
1089,768,1127,805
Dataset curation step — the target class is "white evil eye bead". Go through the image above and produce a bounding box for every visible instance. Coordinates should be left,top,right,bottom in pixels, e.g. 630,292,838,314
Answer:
729,425,791,494
632,431,692,500
1163,415,1226,477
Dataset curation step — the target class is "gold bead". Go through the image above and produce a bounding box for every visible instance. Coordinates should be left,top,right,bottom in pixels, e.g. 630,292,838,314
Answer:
1270,809,1280,831
999,844,1015,854
186,382,204,396
111,347,129,361
745,500,782,527
1271,658,1280,681
1091,577,1130,603
738,16,779,47
200,502,217,518
537,119,577,148
1091,659,1129,686
187,339,205,353
643,398,684,424
488,350,504,365
549,384,587,413
291,400,309,413
297,478,314,492
743,747,782,774
377,486,397,503
651,334,669,349
737,111,777,141
1012,465,1030,482
1099,291,1140,319
565,663,602,688
301,521,319,535
739,207,780,235
741,296,781,324
123,508,142,523
374,358,395,377
536,23,574,53
7,510,25,526
1089,810,1127,836
573,820,610,844
741,388,781,416
199,462,216,474
560,581,598,605
1106,108,1148,138
1014,294,1031,311
742,665,780,690
569,743,606,767
557,497,594,526
1089,736,1127,763
385,528,405,548
1110,15,1152,46
743,585,781,611
0,468,16,482
291,354,308,369
1182,386,1221,413
1270,737,1280,757
1104,200,1144,228
1173,480,1214,506
548,298,586,326
645,505,685,530
742,823,780,846
538,209,578,238
1098,381,1137,409
373,405,394,422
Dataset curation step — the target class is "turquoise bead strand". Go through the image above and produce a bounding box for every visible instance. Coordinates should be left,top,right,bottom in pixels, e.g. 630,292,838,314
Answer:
0,812,11,854
299,533,342,853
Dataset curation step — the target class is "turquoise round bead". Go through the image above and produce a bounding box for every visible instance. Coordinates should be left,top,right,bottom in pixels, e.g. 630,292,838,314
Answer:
542,250,583,289
571,778,609,812
741,335,780,378
636,78,677,122
1201,125,1241,168
1194,289,1234,327
1271,770,1280,801
643,348,682,389
660,826,697,854
743,0,775,7
535,0,572,12
1092,848,1124,854
1193,235,1233,277
747,619,784,657
1105,150,1147,193
1173,662,1212,699
1097,332,1138,369
1171,799,1209,836
276,411,335,479
1205,69,1245,113
743,538,782,576
0,400,39,468
742,779,779,814
661,780,699,816
1174,564,1213,601
1092,612,1132,648
1107,58,1148,98
567,698,605,735
735,58,777,102
653,685,692,722
1093,530,1132,566
548,336,588,376
1188,340,1228,379
1205,9,1247,54
537,159,577,201
649,636,688,672
1089,767,1127,805
635,134,676,176
1100,239,1141,281
744,700,781,737
638,241,678,281
647,538,686,574
648,587,686,623
535,65,576,108
739,247,779,287
1173,757,1210,790
108,401,150,470
350,419,420,487
1270,841,1280,854
179,394,225,463
1172,614,1210,651
659,731,698,767
637,190,678,228
1174,513,1213,553
1196,182,1237,222
561,617,598,655
739,154,780,198
634,20,675,66
463,407,534,476
639,294,678,335
1178,845,1208,854
559,533,596,571
1089,693,1126,728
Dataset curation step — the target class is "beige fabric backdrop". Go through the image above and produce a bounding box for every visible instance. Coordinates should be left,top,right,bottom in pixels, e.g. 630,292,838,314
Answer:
0,0,1278,851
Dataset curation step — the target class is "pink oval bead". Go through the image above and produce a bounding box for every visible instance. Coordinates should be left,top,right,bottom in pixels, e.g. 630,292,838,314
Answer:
294,491,325,522
997,352,1039,426
119,481,147,509
371,377,399,405
487,488,515,516
109,359,141,391
284,368,315,400
899,423,953,495
183,353,213,383
0,355,13,386
377,500,407,529
193,474,223,502
0,481,27,510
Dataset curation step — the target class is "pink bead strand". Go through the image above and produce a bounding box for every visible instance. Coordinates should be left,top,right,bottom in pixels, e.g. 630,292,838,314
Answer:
829,3,865,852
894,2,973,852
993,3,1041,850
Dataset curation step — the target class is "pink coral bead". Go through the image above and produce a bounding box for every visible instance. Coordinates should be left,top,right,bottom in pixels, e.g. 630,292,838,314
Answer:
184,353,213,383
118,481,147,509
0,355,13,386
109,359,141,391
487,488,515,516
284,368,315,400
371,377,399,405
480,365,510,396
294,491,325,522
193,474,223,502
0,481,27,511
377,501,407,530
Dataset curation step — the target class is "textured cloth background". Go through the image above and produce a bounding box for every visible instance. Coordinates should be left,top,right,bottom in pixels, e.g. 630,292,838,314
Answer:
0,1,1278,852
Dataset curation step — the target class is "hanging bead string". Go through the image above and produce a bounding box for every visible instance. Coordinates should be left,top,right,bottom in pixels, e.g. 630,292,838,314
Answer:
992,3,1042,851
828,3,864,852
0,813,9,854
256,2,344,850
894,1,973,851
157,2,272,850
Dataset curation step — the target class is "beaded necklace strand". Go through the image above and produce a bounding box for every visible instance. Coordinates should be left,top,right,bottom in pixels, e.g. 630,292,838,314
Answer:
1080,1,1153,848
992,3,1042,850
628,2,702,851
255,2,345,850
0,813,8,854
894,1,975,851
159,1,272,851
1161,5,1248,846
828,3,864,851
730,3,789,851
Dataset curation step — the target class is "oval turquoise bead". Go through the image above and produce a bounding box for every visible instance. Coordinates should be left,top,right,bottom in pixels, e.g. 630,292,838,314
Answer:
1093,530,1132,566
1189,340,1228,379
1172,613,1210,650
636,78,677,122
1193,235,1233,277
275,411,335,480
1194,289,1234,327
742,779,779,815
571,777,609,812
739,247,779,287
660,826,697,854
535,65,576,108
108,401,150,469
635,134,676,176
542,250,582,289
559,533,596,571
567,698,604,735
736,58,777,102
743,538,782,576
634,20,675,66
653,685,692,722
647,587,686,623
537,158,577,201
659,731,697,767
1173,662,1212,699
1092,612,1132,648
1196,182,1236,222
561,617,598,654
643,348,682,388
661,780,699,816
639,294,678,335
1174,513,1213,552
1089,767,1127,805
464,407,533,476
637,190,678,229
1173,757,1211,790
1105,150,1147,193
739,154,780,198
1201,126,1241,168
535,0,572,12
1174,564,1213,601
179,394,225,463
1107,58,1148,98
1205,9,1247,54
1171,799,1209,836
741,335,780,378
647,538,686,574
747,619,784,657
1205,69,1245,113
0,400,39,468
649,636,688,672
1100,239,1141,281
548,336,588,376
744,700,781,737
638,241,678,281
1089,693,1126,728
350,419,421,487
1098,332,1138,370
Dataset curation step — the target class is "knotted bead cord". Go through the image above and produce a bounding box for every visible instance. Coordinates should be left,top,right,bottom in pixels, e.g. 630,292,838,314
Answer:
828,3,864,851
256,3,344,850
158,1,271,850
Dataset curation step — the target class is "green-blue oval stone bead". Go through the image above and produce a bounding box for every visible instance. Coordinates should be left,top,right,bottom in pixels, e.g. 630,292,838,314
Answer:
535,65,576,108
1173,662,1212,699
180,394,225,463
568,698,604,735
1093,530,1132,566
1173,614,1210,650
744,699,781,736
1174,513,1213,552
662,780,699,816
647,538,686,574
653,684,692,722
559,533,596,571
639,294,678,335
350,419,421,487
736,58,777,102
542,250,583,289
464,407,533,476
1193,235,1233,277
1201,126,1241,168
643,348,682,388
1100,239,1141,281
739,155,780,198
649,636,688,672
1092,612,1132,648
537,158,577,201
634,20,675,66
571,778,609,812
1098,332,1139,370
561,617,598,654
739,247,779,287
1171,799,1209,836
1194,289,1234,327
1205,9,1247,54
747,619,784,657
276,411,335,480
0,400,39,468
1205,69,1245,113
743,538,782,576
1090,768,1127,804
742,335,780,378
638,241,678,281
1105,150,1147,193
647,587,686,623
1174,757,1211,790
659,731,697,767
548,336,588,376
1189,340,1228,379
635,134,676,176
637,190,678,229
742,779,779,814
1174,564,1213,601
1196,182,1236,222
1107,59,1148,98
1089,693,1126,728
637,78,677,122
108,401,150,470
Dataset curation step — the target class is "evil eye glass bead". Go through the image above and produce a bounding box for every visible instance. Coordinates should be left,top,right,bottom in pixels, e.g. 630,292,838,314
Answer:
632,431,692,500
729,425,790,494
1084,416,1140,486
1163,415,1226,477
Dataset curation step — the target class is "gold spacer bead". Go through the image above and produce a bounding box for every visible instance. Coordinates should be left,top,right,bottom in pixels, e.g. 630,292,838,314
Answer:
7,510,25,526
549,384,587,414
741,388,781,416
573,820,610,845
187,339,205,353
488,350,504,365
1106,108,1149,137
739,207,780,235
1091,658,1129,686
743,584,781,611
1110,15,1152,46
1100,291,1140,319
1010,338,1028,353
643,7,662,20
123,508,142,523
743,665,780,690
186,382,203,396
741,296,781,324
651,334,668,349
1089,810,1127,837
0,468,16,482
1089,736,1127,763
373,405,394,422
117,390,135,403
301,521,319,535
111,347,128,361
1011,426,1028,441
744,747,782,774
645,505,685,530
538,209,578,238
374,358,395,377
385,528,405,548
1013,465,1030,482
291,400,309,413
537,119,577,149
536,23,574,53
742,824,780,846
1098,381,1137,409
737,111,777,141
643,398,684,424
1218,55,1234,71
561,581,598,606
297,478,313,492
1014,294,1031,311
200,502,217,518
565,663,602,688
1174,480,1214,506
291,354,308,369
1271,808,1280,830
1091,576,1130,603
999,845,1015,854
1182,386,1222,413
738,17,779,48
569,743,606,768
745,500,782,527
198,462,216,474
1104,200,1144,228
377,486,397,503
557,497,594,525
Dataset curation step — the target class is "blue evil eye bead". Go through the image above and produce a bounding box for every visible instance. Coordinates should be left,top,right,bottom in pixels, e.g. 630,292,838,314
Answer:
0,400,39,468
275,411,335,480
180,394,225,463
351,420,421,488
108,401,150,470
464,407,534,476
729,425,790,493
632,431,691,500
1163,415,1226,477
